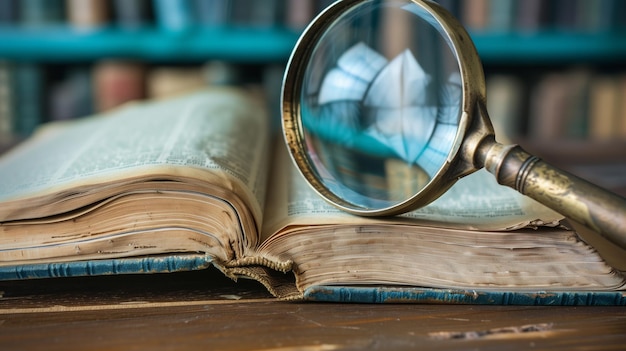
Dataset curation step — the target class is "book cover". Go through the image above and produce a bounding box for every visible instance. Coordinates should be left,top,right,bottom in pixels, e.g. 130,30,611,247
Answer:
0,256,624,306
303,285,626,306
0,255,213,280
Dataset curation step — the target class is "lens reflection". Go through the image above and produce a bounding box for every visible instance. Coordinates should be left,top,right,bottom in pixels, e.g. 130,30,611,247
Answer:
300,0,462,210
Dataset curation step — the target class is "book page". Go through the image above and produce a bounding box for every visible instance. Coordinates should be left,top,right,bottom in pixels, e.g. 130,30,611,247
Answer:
261,141,563,242
0,88,270,228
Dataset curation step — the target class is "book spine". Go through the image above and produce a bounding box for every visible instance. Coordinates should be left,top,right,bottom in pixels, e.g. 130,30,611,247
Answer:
49,66,93,121
146,66,207,99
18,0,64,27
152,0,194,33
460,0,490,31
66,0,109,30
228,0,249,26
303,286,626,306
588,75,620,140
0,61,14,140
193,0,231,27
92,60,146,112
13,63,43,137
226,0,280,28
112,0,150,30
0,0,17,24
515,0,549,33
488,0,515,33
284,0,314,31
0,255,214,280
486,74,524,142
618,76,626,138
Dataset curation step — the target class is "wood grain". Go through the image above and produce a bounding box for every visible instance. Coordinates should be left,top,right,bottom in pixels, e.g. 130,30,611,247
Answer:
1,269,625,350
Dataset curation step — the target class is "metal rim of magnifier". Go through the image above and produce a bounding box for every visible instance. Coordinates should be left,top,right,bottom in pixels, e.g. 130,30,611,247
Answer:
281,0,489,216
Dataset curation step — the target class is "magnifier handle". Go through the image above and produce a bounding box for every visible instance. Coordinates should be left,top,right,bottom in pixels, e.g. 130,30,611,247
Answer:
485,144,626,249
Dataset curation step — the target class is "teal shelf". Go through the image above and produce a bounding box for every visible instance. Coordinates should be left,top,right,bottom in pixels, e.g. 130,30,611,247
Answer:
472,31,626,64
0,26,301,63
0,27,625,64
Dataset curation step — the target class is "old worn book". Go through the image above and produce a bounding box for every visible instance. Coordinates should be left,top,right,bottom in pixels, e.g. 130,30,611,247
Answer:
0,87,624,305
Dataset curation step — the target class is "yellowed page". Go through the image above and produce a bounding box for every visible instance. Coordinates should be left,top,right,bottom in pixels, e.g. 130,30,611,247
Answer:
261,141,563,242
0,88,270,240
258,144,625,293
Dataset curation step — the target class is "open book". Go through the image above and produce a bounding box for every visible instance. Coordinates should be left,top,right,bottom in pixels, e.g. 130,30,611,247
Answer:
1,87,624,304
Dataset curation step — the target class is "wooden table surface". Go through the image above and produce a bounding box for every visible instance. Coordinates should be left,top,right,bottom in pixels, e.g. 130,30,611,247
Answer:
1,268,625,351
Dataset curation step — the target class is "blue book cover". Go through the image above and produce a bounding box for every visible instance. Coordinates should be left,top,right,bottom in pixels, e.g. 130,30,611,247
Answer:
303,285,626,306
0,255,213,280
0,256,624,305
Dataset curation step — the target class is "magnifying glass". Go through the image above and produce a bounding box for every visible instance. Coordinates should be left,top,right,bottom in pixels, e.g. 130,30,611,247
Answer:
281,0,626,249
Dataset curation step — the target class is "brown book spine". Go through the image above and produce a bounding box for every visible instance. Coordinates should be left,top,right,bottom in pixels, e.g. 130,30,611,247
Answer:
66,0,109,30
92,61,146,112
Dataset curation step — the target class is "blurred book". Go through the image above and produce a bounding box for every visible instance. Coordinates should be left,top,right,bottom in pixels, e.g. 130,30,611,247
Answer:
112,0,150,30
515,0,549,33
486,74,524,143
0,61,14,140
93,60,146,112
66,0,109,30
19,0,64,27
460,0,489,31
488,0,515,33
147,66,208,99
588,75,620,140
285,0,314,30
193,0,230,27
13,63,44,137
0,0,17,24
152,0,193,33
49,66,93,121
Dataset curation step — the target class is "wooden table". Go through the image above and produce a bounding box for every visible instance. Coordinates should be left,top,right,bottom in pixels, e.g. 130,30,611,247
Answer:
1,268,624,350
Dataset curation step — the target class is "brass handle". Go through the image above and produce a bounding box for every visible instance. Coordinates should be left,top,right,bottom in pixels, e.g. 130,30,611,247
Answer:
481,140,626,249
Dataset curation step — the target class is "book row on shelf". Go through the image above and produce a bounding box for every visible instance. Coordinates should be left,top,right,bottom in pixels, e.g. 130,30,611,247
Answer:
487,67,626,141
0,60,285,145
0,0,332,32
2,60,626,148
488,68,626,143
437,0,626,33
2,0,624,34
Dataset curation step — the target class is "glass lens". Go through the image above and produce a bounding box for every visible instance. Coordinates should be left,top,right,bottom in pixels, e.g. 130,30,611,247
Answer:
299,0,462,211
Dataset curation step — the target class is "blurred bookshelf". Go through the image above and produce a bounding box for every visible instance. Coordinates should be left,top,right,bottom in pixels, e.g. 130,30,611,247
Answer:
473,32,626,64
0,27,300,63
1,0,625,194
2,28,625,64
